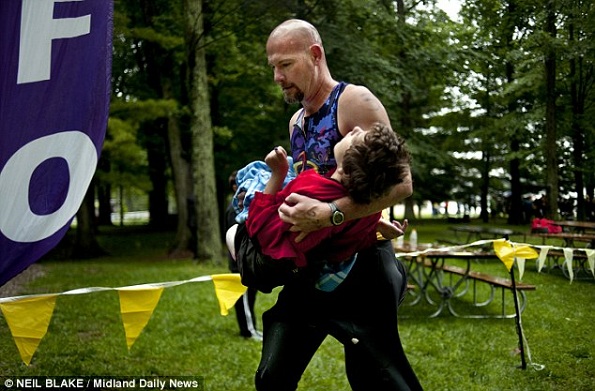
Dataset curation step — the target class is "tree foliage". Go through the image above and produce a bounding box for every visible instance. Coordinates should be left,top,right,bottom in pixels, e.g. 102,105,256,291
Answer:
84,0,595,259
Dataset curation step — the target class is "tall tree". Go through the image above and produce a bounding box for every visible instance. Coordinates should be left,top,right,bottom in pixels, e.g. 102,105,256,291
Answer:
111,0,198,256
204,1,289,241
503,0,525,224
185,0,221,261
305,0,461,220
73,181,106,258
565,0,595,220
164,77,195,257
459,0,541,223
544,0,559,219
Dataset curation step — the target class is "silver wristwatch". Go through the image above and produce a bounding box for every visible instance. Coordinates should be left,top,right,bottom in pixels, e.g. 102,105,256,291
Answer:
329,202,345,226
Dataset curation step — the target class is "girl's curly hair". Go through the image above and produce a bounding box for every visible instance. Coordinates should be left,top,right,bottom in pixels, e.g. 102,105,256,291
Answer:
341,123,411,204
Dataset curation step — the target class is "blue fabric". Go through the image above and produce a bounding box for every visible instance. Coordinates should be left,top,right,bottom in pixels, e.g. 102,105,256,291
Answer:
291,82,347,176
233,157,296,223
314,254,357,292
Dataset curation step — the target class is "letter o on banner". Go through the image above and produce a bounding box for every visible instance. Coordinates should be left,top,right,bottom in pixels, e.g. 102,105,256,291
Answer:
0,131,97,242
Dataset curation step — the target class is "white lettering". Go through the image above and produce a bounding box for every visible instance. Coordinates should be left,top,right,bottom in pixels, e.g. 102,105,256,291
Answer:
0,131,97,242
18,0,91,84
46,378,85,388
16,379,42,387
170,379,199,388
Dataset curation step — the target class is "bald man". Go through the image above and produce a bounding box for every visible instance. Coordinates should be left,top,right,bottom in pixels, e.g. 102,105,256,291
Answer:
249,19,422,390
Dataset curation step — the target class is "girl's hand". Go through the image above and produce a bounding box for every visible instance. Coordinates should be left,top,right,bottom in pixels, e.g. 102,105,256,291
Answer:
377,218,409,240
265,146,289,176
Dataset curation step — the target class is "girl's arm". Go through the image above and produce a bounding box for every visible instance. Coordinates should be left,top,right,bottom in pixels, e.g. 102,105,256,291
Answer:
263,146,289,195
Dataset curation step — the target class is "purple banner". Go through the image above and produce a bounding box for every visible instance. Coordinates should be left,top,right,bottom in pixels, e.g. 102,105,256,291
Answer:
0,0,112,286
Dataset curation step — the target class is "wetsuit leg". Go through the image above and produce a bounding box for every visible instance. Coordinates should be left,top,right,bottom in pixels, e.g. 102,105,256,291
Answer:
255,305,326,391
332,241,423,390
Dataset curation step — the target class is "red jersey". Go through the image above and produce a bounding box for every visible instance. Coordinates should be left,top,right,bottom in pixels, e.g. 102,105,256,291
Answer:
246,170,380,267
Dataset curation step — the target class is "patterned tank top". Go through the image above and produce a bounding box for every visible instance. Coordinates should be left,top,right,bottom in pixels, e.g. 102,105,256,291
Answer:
290,82,348,176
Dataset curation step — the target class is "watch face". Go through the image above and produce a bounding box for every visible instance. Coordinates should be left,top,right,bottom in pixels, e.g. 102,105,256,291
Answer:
332,210,345,225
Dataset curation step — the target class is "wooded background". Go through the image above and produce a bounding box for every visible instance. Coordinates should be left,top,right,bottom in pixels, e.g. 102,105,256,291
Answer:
71,0,594,261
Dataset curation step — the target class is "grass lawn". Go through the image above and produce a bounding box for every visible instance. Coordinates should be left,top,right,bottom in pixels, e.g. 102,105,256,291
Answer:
0,220,594,390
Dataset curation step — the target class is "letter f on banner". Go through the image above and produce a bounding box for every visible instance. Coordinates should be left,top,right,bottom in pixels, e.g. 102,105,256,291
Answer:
18,0,91,84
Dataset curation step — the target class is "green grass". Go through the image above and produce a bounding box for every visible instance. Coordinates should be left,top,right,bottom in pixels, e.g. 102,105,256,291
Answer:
1,221,594,391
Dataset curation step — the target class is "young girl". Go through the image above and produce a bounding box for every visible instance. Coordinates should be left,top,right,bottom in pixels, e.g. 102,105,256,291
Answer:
228,123,411,292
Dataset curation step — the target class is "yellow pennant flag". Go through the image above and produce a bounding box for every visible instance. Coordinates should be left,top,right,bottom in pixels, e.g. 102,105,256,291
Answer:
117,287,164,350
493,239,539,271
211,274,247,316
0,294,58,365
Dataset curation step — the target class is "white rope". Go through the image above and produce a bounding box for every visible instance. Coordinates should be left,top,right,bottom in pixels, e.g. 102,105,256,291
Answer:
0,275,213,303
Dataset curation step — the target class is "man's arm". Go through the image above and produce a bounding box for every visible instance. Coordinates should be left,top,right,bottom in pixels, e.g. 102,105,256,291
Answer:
334,169,413,220
280,169,412,237
338,84,392,137
332,84,407,220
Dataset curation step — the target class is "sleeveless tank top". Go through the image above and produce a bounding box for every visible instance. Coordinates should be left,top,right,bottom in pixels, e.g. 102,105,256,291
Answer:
290,82,348,176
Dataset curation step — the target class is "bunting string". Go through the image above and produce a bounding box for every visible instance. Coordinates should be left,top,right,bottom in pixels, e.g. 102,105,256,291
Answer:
395,238,595,282
0,238,592,366
0,273,246,365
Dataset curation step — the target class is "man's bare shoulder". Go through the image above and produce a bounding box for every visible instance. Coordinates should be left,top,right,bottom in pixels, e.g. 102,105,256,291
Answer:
338,84,391,135
342,83,376,100
287,109,303,136
289,109,302,123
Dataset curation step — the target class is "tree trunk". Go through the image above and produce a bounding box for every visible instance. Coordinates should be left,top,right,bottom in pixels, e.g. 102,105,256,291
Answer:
73,180,106,258
480,149,490,223
544,0,559,219
505,0,523,225
508,138,523,224
395,0,416,222
96,153,113,226
568,17,585,220
404,198,416,220
185,0,222,262
146,120,170,228
96,182,112,226
481,70,492,223
164,79,195,258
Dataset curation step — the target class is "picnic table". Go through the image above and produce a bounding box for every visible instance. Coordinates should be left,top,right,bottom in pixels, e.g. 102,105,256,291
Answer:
448,225,525,244
535,247,595,280
532,232,595,248
397,245,535,319
553,220,595,234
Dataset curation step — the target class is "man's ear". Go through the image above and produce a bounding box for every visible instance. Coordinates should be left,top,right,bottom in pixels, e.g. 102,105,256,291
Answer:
309,44,323,63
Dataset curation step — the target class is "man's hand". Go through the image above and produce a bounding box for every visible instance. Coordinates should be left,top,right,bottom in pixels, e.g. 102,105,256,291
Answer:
278,193,332,242
377,218,409,240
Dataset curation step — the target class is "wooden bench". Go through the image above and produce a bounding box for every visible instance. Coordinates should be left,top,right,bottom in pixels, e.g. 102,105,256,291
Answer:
544,249,589,260
418,259,536,318
435,238,465,246
539,249,593,279
547,249,587,260
439,264,536,292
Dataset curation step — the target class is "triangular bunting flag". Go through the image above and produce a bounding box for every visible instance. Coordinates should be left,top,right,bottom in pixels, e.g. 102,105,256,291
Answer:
537,246,552,272
563,248,574,283
117,287,164,350
586,250,595,276
0,294,58,365
211,274,247,316
516,258,526,280
493,240,538,271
